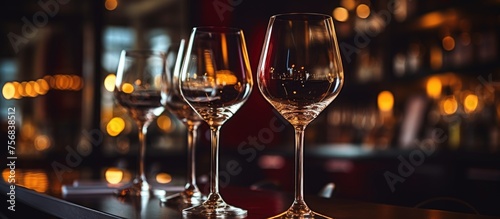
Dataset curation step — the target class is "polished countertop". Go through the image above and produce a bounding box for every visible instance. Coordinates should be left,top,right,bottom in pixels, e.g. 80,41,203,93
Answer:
1,181,499,219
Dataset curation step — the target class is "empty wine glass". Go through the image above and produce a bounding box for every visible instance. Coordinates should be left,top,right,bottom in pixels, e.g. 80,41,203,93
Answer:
179,27,253,217
161,40,206,207
114,50,167,197
257,13,344,218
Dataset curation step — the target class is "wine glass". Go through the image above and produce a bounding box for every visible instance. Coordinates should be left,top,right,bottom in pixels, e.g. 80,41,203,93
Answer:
179,27,253,217
161,40,206,207
257,13,344,218
114,50,167,197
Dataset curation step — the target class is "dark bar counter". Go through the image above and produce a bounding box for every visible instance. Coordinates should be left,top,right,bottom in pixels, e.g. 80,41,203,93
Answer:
1,180,499,219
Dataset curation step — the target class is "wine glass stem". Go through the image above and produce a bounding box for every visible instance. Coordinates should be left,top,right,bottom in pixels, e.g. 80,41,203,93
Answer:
137,121,150,184
210,125,221,196
186,122,199,188
294,125,306,205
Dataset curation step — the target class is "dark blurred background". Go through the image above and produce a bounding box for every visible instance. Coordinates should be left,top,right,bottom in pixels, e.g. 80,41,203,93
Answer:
1,0,500,217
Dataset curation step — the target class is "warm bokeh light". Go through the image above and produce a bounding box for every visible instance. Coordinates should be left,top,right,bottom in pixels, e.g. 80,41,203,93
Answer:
2,82,15,99
378,91,394,112
442,96,458,115
157,115,174,132
216,70,238,85
104,74,116,92
55,74,70,90
70,75,83,90
18,82,26,97
203,50,216,77
2,169,13,182
105,0,118,11
430,46,443,70
356,4,371,19
442,36,456,51
121,83,134,93
155,172,172,184
426,76,442,99
105,167,123,184
341,0,356,10
11,82,21,99
106,117,126,136
221,33,229,67
37,79,49,93
333,7,349,22
134,79,142,86
47,74,83,90
3,169,48,193
2,75,83,99
23,171,48,193
464,94,479,113
34,135,52,151
33,80,42,95
419,12,444,29
25,81,37,97
45,75,56,88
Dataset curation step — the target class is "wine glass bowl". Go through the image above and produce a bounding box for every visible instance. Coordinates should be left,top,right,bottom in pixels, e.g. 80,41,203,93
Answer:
114,50,167,197
258,13,343,126
257,13,344,218
180,28,252,127
179,27,253,217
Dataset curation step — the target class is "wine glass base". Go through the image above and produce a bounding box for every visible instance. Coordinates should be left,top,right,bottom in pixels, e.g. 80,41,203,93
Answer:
161,191,206,209
117,187,152,197
182,202,247,218
116,180,152,197
269,202,333,219
269,210,332,219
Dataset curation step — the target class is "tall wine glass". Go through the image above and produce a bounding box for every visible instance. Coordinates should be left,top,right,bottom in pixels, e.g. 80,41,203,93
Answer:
161,40,206,207
179,27,253,217
114,50,167,197
257,13,344,218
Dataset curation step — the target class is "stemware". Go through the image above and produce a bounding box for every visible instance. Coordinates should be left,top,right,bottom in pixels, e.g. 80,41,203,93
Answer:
257,13,344,218
161,40,206,207
114,50,167,197
179,27,253,217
